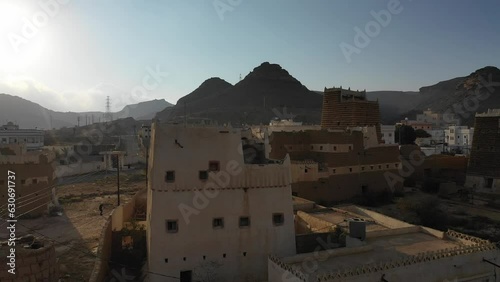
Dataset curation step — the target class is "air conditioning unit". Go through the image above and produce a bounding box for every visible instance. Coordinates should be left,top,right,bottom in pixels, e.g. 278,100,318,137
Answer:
348,218,366,241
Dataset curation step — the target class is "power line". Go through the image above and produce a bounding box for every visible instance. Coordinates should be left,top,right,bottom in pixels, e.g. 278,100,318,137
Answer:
0,169,104,211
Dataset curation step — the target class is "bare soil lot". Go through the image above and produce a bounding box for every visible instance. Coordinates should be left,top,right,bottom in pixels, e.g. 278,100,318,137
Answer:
1,172,145,281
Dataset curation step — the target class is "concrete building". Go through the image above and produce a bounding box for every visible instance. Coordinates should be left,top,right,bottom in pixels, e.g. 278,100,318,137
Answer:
269,205,500,282
268,130,402,203
0,144,56,217
466,109,500,192
403,120,433,131
445,125,474,153
146,124,296,282
380,125,395,145
0,122,44,150
320,87,382,142
416,108,460,127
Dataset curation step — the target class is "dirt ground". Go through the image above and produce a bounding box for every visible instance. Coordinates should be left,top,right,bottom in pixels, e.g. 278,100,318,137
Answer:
370,189,500,243
5,172,146,281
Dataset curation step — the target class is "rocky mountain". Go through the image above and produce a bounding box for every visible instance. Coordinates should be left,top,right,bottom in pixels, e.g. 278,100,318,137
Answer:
365,91,421,124
0,93,172,129
404,66,500,125
157,62,323,124
114,99,173,120
158,64,500,126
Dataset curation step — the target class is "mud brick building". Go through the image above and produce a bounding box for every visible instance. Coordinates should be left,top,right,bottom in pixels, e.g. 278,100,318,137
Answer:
0,144,56,218
321,87,382,142
269,130,402,203
466,109,500,192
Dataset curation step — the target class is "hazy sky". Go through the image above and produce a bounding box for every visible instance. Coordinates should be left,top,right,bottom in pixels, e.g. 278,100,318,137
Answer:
0,0,499,112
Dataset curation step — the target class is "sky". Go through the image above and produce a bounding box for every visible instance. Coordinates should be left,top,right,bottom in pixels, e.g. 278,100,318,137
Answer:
0,0,499,112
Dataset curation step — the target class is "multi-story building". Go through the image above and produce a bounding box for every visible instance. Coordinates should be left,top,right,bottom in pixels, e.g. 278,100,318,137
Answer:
268,130,402,203
445,125,474,148
0,144,56,217
146,124,296,282
0,122,44,150
416,108,460,127
403,120,433,131
380,125,395,144
321,87,382,142
466,109,500,192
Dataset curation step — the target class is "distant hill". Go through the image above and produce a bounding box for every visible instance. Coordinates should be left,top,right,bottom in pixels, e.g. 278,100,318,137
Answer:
159,64,500,126
157,62,323,124
115,99,173,120
0,94,172,129
366,91,421,124
403,66,500,125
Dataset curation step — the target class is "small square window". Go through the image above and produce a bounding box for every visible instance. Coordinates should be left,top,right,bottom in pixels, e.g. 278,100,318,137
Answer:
333,146,337,151
239,217,250,227
348,146,352,151
349,168,352,172
273,213,284,226
395,163,399,168
361,167,365,171
166,220,178,233
370,165,374,170
165,171,175,182
209,161,220,172
199,171,208,180
332,169,336,174
32,179,38,184
213,218,224,229
320,146,323,150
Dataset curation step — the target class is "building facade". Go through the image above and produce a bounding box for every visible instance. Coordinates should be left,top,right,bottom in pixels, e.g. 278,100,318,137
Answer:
0,122,44,150
445,125,474,148
416,108,460,127
380,125,395,145
146,124,296,282
320,87,382,142
0,144,56,217
466,109,500,192
268,130,402,203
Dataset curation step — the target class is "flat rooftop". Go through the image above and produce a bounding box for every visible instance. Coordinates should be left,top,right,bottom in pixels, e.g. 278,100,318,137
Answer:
288,230,471,275
306,209,388,233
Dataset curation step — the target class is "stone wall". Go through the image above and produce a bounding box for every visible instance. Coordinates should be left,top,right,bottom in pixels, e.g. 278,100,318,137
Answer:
0,242,58,282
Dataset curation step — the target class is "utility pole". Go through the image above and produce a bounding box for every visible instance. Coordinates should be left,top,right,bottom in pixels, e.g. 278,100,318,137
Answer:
116,154,121,206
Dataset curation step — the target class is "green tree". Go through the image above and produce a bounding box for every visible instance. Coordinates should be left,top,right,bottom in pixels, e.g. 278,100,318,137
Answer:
415,129,431,138
395,125,417,145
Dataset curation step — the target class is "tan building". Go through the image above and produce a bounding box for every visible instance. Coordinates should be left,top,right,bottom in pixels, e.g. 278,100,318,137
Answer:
0,144,56,218
146,124,296,282
269,130,402,203
269,204,500,282
417,108,461,127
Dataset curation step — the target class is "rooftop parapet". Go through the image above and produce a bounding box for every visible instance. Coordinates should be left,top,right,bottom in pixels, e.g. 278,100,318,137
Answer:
476,108,500,117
